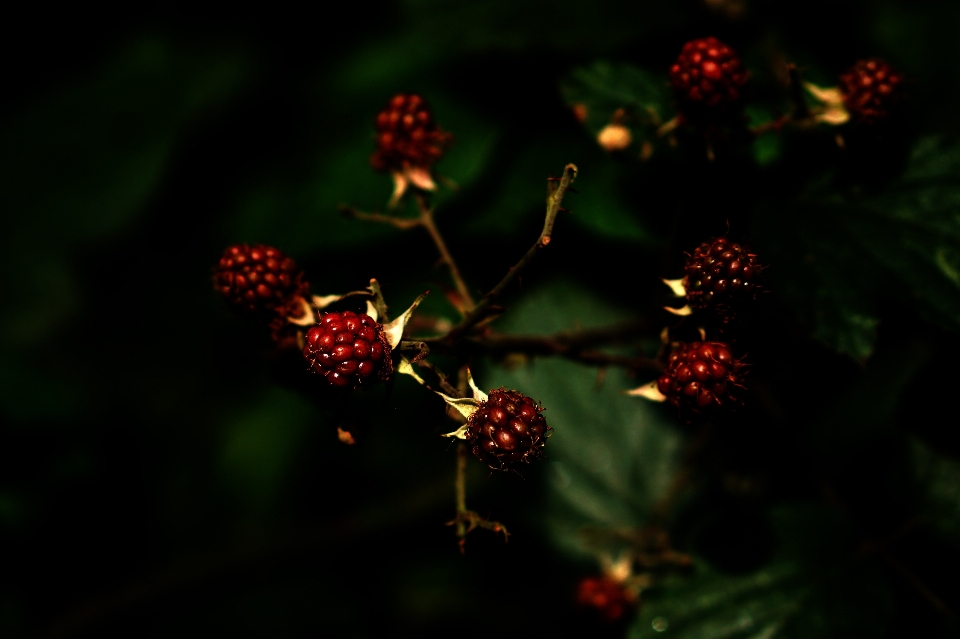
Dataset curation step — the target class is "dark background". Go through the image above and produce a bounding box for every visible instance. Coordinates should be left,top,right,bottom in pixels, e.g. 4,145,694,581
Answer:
3,1,960,637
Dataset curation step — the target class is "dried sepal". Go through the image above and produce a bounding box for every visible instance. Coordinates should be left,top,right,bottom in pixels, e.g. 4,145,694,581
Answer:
804,82,851,125
396,356,426,385
466,368,488,402
624,380,668,402
382,291,429,349
287,297,316,326
389,166,438,209
664,304,694,316
662,278,687,297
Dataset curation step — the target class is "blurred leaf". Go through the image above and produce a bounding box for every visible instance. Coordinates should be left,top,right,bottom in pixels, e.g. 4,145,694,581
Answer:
813,337,929,459
910,436,960,547
219,387,316,518
486,279,680,559
632,505,892,639
560,60,671,151
753,137,960,359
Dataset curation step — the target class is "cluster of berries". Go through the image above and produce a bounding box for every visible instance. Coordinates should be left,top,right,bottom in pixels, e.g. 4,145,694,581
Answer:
666,36,903,128
212,94,550,474
653,237,760,419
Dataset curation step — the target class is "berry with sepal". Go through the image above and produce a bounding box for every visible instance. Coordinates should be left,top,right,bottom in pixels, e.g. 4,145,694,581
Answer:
657,341,746,415
683,237,762,323
466,388,551,472
214,244,308,321
303,311,393,389
370,93,452,174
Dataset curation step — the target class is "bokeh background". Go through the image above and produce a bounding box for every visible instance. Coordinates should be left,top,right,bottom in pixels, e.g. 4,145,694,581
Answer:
3,1,960,637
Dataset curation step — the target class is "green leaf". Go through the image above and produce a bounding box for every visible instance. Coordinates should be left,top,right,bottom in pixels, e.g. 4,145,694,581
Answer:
753,137,960,360
631,505,892,639
560,60,671,149
485,279,680,559
910,436,960,547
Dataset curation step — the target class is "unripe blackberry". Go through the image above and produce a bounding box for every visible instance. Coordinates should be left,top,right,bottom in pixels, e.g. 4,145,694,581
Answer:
683,237,761,323
370,93,452,172
214,244,308,320
657,341,746,415
303,311,393,389
839,59,904,124
669,37,748,119
577,576,635,621
466,388,550,472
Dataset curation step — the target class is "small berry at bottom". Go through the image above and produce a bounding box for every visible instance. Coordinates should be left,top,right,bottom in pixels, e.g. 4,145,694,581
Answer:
669,37,747,119
213,244,308,320
577,576,635,621
683,236,762,323
839,59,904,124
657,341,746,415
370,93,452,172
303,311,393,389
466,388,550,472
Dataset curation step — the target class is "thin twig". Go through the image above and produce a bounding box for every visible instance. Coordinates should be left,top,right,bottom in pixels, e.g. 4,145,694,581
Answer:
340,206,420,229
448,444,509,553
879,549,955,617
443,164,578,342
414,192,476,312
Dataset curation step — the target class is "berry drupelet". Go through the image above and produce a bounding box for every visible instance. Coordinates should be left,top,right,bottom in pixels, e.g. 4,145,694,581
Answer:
657,341,746,415
370,93,452,173
839,59,904,124
669,37,748,120
466,388,550,472
683,237,762,323
303,311,393,389
214,244,308,320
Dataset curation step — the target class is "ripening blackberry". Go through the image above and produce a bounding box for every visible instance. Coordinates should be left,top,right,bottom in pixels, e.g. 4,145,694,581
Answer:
214,244,308,321
576,576,635,622
466,389,550,472
657,341,746,416
839,59,904,124
669,37,748,120
303,311,393,389
683,237,762,324
370,93,452,173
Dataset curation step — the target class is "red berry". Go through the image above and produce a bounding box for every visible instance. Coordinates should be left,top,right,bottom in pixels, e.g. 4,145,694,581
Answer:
370,93,452,172
576,576,635,621
657,341,746,415
839,59,904,124
669,37,748,120
683,237,762,324
466,388,551,472
213,244,308,320
303,311,393,389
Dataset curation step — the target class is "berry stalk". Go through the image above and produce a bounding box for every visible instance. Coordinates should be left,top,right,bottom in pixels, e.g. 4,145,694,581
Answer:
444,163,578,342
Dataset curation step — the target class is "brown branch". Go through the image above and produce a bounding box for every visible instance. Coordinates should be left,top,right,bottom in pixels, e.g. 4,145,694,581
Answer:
340,206,421,229
471,330,661,373
442,164,578,342
341,198,475,315
414,192,475,312
447,444,509,553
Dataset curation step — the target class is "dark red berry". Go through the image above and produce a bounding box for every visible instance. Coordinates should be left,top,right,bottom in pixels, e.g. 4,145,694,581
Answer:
576,576,635,622
669,37,748,119
466,388,551,472
657,341,746,415
683,237,762,323
303,311,393,389
839,59,904,124
370,93,452,172
214,244,308,320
